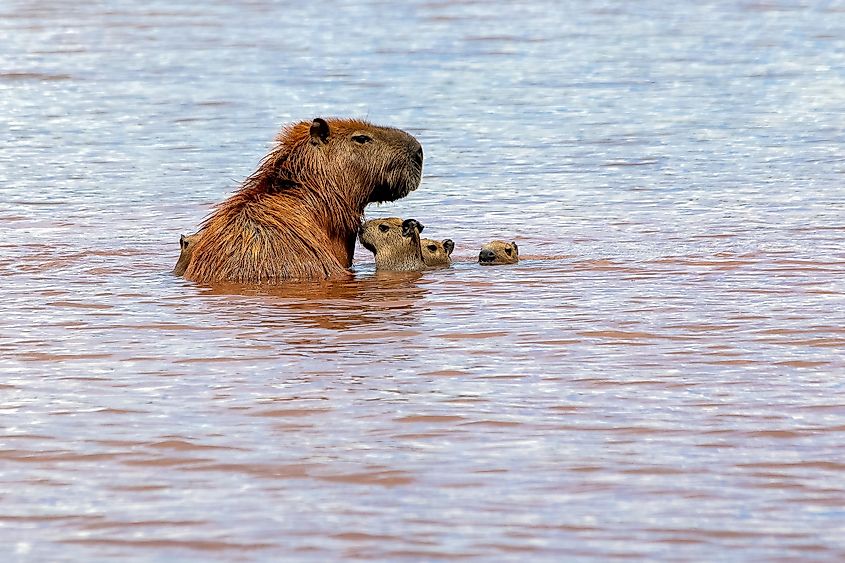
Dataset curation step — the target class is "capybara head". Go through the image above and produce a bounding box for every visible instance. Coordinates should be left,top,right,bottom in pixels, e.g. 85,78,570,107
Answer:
173,233,199,276
273,118,423,208
478,240,519,265
421,238,455,267
359,217,427,271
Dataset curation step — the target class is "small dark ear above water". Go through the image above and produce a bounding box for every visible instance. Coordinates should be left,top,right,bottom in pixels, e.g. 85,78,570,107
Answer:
180,234,188,249
310,118,330,145
443,239,455,256
511,241,518,255
402,219,424,238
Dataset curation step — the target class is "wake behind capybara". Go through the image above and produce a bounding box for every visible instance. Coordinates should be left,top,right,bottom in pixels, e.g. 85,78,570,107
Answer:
359,217,427,271
182,118,423,284
421,238,454,267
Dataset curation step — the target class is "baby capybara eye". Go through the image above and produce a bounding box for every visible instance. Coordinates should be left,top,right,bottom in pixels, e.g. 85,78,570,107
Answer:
379,224,390,232
352,134,372,144
427,244,437,252
505,246,512,256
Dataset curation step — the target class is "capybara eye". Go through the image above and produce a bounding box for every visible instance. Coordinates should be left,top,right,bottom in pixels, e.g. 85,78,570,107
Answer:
427,244,437,252
352,134,372,144
505,246,512,256
378,224,390,233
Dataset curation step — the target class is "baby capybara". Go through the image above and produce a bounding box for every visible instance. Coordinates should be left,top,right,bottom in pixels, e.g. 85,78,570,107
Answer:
478,240,519,265
421,238,454,267
358,217,426,271
173,233,199,276
182,118,423,283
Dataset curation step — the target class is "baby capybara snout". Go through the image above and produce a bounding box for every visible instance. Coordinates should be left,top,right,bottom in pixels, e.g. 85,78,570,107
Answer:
359,217,427,271
478,240,519,265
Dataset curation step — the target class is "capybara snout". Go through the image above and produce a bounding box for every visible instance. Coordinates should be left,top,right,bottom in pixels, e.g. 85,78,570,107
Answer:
412,145,424,169
346,125,423,204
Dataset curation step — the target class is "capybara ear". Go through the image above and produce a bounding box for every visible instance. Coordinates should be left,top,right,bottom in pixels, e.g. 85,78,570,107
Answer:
180,234,188,249
443,239,455,256
511,241,518,255
402,219,424,238
310,118,330,145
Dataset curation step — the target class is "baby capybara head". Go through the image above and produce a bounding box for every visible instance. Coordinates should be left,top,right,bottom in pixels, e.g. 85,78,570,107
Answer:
421,238,455,267
359,217,426,271
278,118,423,208
173,233,199,276
478,240,519,265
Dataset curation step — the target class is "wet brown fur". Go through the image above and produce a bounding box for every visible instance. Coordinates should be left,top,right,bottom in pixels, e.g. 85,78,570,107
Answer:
182,118,423,284
421,238,454,267
478,240,519,265
359,217,427,271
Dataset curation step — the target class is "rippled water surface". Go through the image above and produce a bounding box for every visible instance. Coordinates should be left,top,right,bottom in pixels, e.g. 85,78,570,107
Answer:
2,0,845,560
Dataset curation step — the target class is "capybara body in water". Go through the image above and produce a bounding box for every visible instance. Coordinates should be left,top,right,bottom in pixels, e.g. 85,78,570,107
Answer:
173,233,199,276
421,238,454,267
182,118,423,283
478,240,519,265
359,217,426,271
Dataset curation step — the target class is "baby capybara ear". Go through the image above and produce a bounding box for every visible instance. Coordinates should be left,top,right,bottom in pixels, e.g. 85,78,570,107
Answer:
179,234,189,250
309,118,330,145
511,241,518,255
443,239,455,256
401,219,424,238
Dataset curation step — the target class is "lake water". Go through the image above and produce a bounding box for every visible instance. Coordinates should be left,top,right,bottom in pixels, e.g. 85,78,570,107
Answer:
2,0,844,560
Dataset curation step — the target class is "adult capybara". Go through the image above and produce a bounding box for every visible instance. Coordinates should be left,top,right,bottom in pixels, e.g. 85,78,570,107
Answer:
358,217,426,271
182,118,423,283
478,240,519,265
421,238,454,267
173,233,199,276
